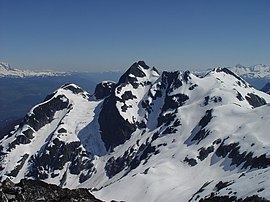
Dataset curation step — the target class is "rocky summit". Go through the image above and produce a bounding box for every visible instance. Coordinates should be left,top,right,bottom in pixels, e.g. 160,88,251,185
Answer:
0,61,270,202
0,178,101,202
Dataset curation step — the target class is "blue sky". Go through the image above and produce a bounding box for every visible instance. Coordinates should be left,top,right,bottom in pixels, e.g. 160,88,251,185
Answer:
1,0,270,71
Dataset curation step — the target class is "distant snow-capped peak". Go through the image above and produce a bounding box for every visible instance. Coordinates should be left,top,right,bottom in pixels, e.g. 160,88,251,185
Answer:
0,62,67,78
229,64,270,78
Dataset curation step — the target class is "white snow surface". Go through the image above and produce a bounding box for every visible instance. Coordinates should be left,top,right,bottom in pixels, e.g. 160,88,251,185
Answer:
1,65,270,202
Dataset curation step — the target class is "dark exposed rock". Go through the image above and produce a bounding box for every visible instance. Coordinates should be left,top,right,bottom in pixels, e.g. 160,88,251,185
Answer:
184,157,197,166
183,71,192,82
190,180,260,202
189,84,198,90
105,156,126,178
8,134,33,151
137,61,151,70
58,128,67,133
215,141,240,158
204,96,210,106
62,83,84,94
199,194,269,202
242,153,270,170
192,129,210,144
114,91,137,112
7,154,29,177
236,91,245,101
157,111,177,127
94,81,116,99
239,195,269,202
120,91,137,101
136,120,147,129
141,100,152,113
213,138,222,145
161,71,182,93
22,128,34,139
215,180,234,191
104,132,162,178
105,142,158,178
215,140,270,170
0,178,102,202
148,87,162,100
199,195,237,202
105,148,136,178
16,135,31,144
204,96,222,106
162,93,189,112
245,93,266,108
99,93,136,151
198,146,214,161
117,61,148,88
190,109,213,144
27,139,94,183
24,95,70,132
189,181,212,202
198,109,213,129
140,144,157,165
161,126,177,135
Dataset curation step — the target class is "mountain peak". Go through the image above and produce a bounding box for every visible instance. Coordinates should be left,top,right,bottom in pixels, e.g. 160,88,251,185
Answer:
117,61,159,87
137,60,150,69
94,81,116,99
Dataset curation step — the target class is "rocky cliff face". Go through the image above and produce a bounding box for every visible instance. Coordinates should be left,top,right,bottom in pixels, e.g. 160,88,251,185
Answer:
0,61,270,202
0,178,101,202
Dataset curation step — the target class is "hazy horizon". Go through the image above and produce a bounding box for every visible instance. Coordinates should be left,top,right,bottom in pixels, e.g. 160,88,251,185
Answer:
1,0,270,72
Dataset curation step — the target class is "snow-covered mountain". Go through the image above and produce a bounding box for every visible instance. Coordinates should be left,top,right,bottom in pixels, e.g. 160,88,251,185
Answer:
227,64,270,89
1,61,270,202
0,62,67,77
229,64,270,79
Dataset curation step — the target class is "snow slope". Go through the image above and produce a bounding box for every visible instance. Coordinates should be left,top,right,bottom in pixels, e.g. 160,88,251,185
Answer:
1,61,270,202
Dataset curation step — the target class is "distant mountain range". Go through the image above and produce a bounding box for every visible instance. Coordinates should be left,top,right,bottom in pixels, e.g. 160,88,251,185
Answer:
0,61,269,202
0,62,67,78
0,63,122,125
2,61,269,88
228,64,270,79
227,64,270,89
